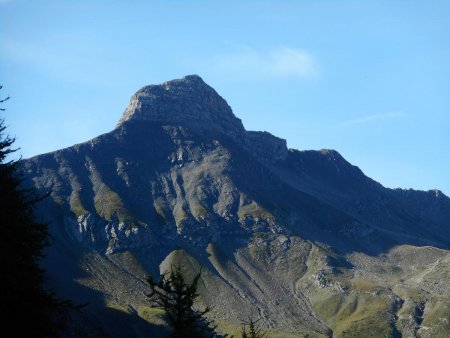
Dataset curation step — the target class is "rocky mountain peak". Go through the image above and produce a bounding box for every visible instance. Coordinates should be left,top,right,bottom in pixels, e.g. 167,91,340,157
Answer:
116,74,289,161
117,75,245,139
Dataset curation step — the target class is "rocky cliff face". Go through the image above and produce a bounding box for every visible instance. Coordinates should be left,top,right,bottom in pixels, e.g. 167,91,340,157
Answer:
22,75,450,337
118,75,245,140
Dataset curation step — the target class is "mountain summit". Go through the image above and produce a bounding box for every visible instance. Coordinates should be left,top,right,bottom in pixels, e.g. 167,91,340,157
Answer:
118,75,245,138
22,76,450,337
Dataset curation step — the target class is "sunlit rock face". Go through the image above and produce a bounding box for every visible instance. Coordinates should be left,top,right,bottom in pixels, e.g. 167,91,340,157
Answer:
118,75,245,139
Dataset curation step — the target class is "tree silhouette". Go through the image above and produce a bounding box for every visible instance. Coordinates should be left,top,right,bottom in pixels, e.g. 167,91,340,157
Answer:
146,265,218,338
240,316,266,338
0,87,72,337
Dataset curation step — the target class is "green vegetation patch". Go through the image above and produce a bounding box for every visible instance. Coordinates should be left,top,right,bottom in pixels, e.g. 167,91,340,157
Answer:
105,301,129,314
137,305,167,326
94,183,132,222
420,296,450,338
216,320,328,338
313,283,397,338
314,294,344,319
333,294,394,338
190,202,209,219
69,190,87,217
351,279,377,292
238,199,274,222
174,207,189,225
154,201,169,222
267,331,329,338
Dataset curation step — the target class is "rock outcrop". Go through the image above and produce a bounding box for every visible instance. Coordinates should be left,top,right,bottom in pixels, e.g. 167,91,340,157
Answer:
245,131,288,161
117,75,245,140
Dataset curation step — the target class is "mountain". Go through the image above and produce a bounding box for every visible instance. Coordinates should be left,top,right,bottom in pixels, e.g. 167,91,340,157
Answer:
22,75,450,337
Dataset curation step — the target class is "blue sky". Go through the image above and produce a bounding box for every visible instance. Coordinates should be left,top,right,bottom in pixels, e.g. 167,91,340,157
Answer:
1,0,449,195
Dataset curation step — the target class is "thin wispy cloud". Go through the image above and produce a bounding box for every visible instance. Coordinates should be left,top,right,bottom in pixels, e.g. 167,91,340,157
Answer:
341,111,407,127
213,46,318,79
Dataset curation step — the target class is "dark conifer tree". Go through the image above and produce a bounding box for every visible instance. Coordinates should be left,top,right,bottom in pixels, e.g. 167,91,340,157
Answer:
146,265,218,338
0,88,71,337
240,316,266,338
